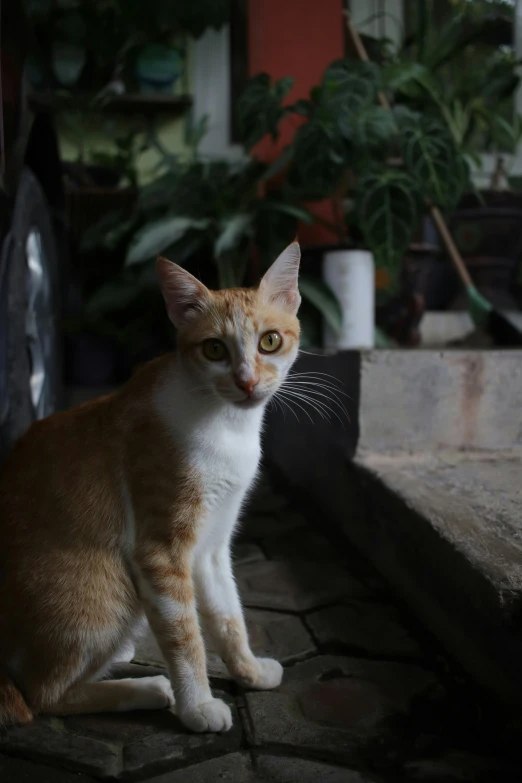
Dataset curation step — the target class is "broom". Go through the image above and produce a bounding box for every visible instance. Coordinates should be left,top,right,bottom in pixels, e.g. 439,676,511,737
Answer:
344,10,522,347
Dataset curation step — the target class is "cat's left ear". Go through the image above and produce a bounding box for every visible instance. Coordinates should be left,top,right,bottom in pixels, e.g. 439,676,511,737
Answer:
260,241,301,315
156,256,209,328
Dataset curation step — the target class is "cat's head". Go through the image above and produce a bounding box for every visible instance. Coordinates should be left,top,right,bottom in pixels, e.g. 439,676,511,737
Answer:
157,242,301,408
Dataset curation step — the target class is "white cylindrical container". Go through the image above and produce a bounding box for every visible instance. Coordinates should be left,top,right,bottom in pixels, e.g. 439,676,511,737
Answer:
322,249,375,349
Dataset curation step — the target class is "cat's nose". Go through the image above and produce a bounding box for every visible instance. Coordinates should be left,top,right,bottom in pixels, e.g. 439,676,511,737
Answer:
234,376,258,396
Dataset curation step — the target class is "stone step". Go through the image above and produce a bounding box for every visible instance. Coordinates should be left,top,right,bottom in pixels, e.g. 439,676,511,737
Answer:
420,311,522,347
264,349,522,707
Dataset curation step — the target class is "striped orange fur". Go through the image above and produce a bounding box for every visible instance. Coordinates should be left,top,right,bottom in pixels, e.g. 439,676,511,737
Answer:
0,242,301,732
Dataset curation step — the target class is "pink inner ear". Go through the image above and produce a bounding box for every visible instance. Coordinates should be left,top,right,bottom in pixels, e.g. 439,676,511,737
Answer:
260,242,301,313
156,257,208,328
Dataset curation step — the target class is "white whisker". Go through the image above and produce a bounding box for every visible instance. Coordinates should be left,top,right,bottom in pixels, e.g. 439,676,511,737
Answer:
279,389,332,422
280,388,347,430
274,392,300,423
282,383,350,420
288,372,353,402
281,389,332,419
276,391,315,424
284,380,350,404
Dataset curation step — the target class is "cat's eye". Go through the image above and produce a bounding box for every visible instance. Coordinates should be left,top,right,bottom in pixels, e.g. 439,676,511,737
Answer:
259,331,282,354
202,339,228,361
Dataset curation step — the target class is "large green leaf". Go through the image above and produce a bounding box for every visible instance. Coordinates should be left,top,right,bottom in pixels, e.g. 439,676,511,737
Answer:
80,211,137,253
298,275,343,334
126,216,210,265
238,73,295,149
214,214,252,257
287,120,347,201
320,60,380,114
349,105,398,151
260,145,294,182
383,61,440,100
399,115,470,210
85,267,153,315
139,171,181,212
259,200,314,224
355,170,420,275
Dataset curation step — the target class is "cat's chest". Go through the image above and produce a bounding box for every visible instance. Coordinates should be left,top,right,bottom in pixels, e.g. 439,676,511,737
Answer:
190,426,260,510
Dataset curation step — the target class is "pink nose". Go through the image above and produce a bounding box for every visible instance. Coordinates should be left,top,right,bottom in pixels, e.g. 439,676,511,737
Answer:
235,377,258,396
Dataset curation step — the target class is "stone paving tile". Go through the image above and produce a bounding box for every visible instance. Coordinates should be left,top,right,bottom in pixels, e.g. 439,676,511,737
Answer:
261,529,341,561
245,608,316,664
0,718,122,778
5,465,516,781
307,602,421,658
246,655,436,762
255,754,375,782
236,560,371,612
238,510,307,541
402,750,520,782
0,754,95,783
146,752,257,782
120,699,242,779
0,688,241,780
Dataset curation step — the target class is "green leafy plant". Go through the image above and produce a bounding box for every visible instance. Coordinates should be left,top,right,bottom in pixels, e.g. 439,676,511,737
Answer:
383,0,522,163
237,73,296,150
238,59,470,284
77,131,339,349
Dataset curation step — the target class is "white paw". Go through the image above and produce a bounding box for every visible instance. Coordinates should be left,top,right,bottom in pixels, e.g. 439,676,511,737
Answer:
233,656,283,690
136,675,175,709
180,698,232,733
251,658,284,690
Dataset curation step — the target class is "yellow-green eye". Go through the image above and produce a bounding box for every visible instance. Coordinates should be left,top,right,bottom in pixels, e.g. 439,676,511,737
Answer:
259,331,282,354
202,339,227,361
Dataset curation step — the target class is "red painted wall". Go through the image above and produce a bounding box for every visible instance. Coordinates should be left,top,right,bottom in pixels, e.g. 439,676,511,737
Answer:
247,0,345,245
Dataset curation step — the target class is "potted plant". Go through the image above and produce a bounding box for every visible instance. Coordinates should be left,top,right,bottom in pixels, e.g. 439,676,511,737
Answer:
378,0,522,311
237,59,471,346
69,115,343,372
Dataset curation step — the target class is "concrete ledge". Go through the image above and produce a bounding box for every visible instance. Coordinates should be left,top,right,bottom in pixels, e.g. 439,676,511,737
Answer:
359,349,522,453
264,349,522,706
420,311,522,347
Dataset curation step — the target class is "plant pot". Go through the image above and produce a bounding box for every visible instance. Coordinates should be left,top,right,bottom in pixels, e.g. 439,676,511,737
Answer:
407,204,522,312
322,249,375,349
134,44,183,94
84,165,122,189
450,206,522,262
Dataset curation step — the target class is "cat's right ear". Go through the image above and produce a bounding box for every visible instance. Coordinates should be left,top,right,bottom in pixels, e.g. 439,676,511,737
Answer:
156,257,209,328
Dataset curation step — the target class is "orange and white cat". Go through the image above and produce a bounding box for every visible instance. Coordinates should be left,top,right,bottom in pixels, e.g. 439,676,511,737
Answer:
0,242,301,733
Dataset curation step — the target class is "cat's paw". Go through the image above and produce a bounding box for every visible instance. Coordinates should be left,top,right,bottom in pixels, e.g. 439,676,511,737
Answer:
180,698,232,733
134,675,175,709
234,657,283,690
253,657,283,689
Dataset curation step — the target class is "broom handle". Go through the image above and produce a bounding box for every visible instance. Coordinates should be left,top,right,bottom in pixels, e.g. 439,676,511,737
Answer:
343,10,474,289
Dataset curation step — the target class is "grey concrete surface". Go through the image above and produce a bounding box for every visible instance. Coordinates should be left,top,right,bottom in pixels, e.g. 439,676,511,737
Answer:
263,348,522,708
2,460,518,781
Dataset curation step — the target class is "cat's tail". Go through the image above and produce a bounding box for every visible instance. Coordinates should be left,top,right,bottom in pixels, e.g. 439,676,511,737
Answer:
0,666,33,726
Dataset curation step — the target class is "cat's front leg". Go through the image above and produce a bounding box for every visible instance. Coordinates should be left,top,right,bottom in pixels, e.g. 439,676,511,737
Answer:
195,542,283,690
135,545,232,733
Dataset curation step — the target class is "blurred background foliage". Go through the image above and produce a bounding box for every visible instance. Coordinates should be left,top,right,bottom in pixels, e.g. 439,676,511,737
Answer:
24,0,522,362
